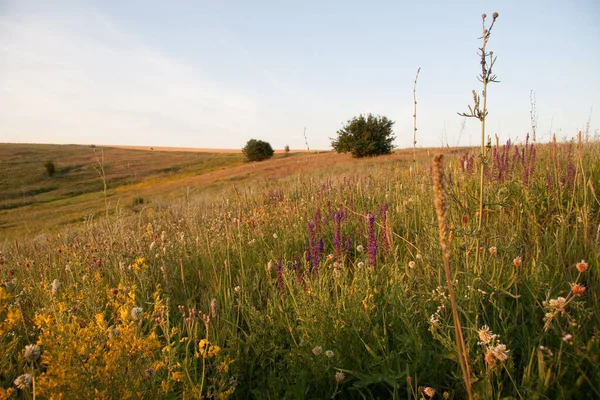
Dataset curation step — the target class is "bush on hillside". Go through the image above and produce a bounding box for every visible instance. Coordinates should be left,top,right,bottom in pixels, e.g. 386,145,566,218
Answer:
44,161,56,177
331,113,395,158
242,139,274,162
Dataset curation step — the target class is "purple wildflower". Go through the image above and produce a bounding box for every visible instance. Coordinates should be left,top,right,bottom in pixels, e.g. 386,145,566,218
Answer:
367,213,377,266
276,258,285,299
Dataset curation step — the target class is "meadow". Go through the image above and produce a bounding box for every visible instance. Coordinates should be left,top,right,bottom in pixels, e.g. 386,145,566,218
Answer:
0,135,598,399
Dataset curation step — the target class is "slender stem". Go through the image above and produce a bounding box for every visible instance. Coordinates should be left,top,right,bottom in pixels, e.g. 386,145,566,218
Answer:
432,155,473,399
413,67,421,176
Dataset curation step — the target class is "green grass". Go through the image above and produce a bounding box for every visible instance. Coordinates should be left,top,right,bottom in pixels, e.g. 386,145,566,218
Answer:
0,140,598,399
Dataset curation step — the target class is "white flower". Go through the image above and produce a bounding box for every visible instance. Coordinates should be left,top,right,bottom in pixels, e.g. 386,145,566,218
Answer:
312,346,322,356
491,343,509,361
130,306,144,321
325,350,334,358
408,261,416,269
356,245,364,253
24,344,41,363
234,286,241,293
357,262,365,268
335,371,345,384
273,233,278,239
14,374,32,389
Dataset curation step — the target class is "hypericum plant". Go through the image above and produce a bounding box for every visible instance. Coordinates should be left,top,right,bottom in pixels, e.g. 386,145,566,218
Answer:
458,12,500,262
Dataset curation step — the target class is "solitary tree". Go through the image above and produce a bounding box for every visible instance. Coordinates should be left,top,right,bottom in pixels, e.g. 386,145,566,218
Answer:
331,113,395,158
242,139,274,162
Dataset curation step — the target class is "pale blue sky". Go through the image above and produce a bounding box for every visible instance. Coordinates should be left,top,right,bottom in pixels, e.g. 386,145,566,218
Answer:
1,0,598,150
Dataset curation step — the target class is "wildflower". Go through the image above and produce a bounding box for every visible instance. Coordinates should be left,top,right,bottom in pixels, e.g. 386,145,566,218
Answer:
208,344,221,358
492,343,509,361
575,260,588,273
571,283,586,297
478,325,496,345
273,233,278,239
211,298,218,318
130,307,144,321
416,253,422,259
357,261,364,268
199,339,209,354
312,346,322,356
548,297,567,314
408,261,416,269
488,246,497,256
335,371,345,384
484,349,497,367
513,256,522,267
367,213,377,266
429,314,439,326
482,13,487,19
325,350,334,358
234,286,241,293
562,334,573,343
51,279,61,295
356,245,364,253
423,387,436,397
24,344,41,363
202,314,210,327
333,268,342,279
493,12,499,19
13,374,32,390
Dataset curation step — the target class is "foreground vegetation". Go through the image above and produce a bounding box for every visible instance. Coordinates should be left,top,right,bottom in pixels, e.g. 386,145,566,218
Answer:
0,137,599,399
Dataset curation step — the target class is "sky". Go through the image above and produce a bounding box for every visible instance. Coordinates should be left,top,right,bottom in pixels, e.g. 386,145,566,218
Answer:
1,0,599,150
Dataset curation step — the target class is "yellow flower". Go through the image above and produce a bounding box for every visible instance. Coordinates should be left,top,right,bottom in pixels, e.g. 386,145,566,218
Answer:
170,371,184,382
208,345,221,358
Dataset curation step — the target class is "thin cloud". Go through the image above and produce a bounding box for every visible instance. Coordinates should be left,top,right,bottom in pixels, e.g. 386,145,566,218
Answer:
0,6,258,147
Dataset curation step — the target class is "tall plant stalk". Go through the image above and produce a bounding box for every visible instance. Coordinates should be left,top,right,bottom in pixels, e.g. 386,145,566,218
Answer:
412,67,421,177
458,12,500,266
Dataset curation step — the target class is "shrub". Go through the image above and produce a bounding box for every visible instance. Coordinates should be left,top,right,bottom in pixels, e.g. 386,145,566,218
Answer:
242,139,274,162
331,113,395,158
44,161,56,177
284,145,290,155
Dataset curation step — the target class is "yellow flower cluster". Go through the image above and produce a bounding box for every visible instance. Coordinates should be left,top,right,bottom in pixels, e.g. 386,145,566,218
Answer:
199,339,221,358
0,287,21,336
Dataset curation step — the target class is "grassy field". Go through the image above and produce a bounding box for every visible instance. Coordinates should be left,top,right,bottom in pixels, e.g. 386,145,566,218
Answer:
0,137,598,399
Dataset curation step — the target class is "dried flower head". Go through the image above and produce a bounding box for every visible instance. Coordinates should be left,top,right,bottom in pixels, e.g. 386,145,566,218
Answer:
478,325,497,345
356,245,364,253
575,259,588,273
562,334,573,343
488,246,497,256
325,350,334,358
408,261,416,269
357,261,364,268
13,374,32,390
571,283,586,297
51,279,61,295
423,387,436,397
513,256,522,267
335,371,345,384
234,286,241,293
482,13,487,19
24,344,41,363
312,346,323,356
130,306,144,321
492,12,499,19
